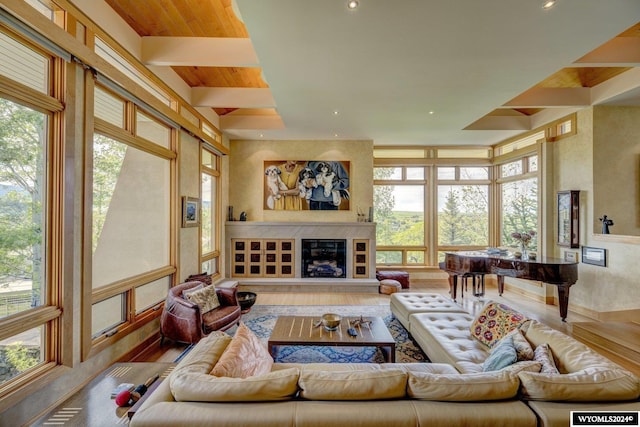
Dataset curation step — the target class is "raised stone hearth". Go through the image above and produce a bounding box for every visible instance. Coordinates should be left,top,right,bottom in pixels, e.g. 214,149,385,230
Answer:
225,222,378,292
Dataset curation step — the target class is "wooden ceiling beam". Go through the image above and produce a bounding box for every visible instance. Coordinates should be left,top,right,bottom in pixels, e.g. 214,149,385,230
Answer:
503,88,592,108
591,68,640,105
575,37,640,66
464,115,531,131
141,36,258,66
191,87,275,108
220,113,285,130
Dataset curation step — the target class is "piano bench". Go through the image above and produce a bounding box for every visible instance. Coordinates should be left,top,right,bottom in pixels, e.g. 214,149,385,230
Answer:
461,273,485,298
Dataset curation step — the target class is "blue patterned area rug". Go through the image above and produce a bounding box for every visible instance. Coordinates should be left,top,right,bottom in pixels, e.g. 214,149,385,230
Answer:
228,305,428,364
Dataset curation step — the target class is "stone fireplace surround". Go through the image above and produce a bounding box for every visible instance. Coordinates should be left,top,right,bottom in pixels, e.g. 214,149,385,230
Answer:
225,222,378,292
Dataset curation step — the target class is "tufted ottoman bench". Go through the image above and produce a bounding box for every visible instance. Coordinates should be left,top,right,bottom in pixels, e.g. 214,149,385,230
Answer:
408,311,489,372
376,270,410,289
390,293,466,331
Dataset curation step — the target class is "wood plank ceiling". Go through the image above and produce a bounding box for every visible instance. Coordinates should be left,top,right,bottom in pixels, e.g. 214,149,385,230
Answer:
105,0,269,117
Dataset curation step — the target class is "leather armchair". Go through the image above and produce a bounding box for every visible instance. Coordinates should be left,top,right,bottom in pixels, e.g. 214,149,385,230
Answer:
160,281,241,345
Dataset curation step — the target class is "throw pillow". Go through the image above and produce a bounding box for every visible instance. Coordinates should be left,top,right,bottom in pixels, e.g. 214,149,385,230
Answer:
501,360,542,375
182,283,204,300
184,284,220,314
470,301,527,348
210,323,273,378
504,328,534,361
533,343,560,374
482,335,518,372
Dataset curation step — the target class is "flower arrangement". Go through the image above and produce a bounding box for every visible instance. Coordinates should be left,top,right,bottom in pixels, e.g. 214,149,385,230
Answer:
511,230,536,248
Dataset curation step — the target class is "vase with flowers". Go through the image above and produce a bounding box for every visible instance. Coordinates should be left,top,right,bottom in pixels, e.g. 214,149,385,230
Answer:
511,230,536,259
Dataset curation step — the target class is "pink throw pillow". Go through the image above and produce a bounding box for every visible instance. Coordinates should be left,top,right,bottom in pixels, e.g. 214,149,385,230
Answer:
210,323,273,378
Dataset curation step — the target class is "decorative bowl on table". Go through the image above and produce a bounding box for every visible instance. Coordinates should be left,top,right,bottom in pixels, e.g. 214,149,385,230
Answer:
237,291,257,313
321,313,342,331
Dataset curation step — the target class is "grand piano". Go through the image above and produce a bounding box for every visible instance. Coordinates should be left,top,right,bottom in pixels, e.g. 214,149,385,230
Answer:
441,251,578,321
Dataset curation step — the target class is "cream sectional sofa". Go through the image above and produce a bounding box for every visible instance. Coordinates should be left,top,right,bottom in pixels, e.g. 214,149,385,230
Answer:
130,294,639,427
130,331,538,427
391,293,640,427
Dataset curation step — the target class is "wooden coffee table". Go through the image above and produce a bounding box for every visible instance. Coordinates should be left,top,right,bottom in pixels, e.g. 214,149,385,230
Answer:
268,316,396,362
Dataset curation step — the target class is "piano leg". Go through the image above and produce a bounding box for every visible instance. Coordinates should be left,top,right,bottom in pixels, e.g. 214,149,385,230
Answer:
557,285,571,321
497,275,505,296
447,273,458,301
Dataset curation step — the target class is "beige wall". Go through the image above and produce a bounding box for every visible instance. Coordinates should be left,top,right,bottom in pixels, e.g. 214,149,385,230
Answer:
553,107,640,319
228,140,374,222
592,106,640,237
179,131,201,281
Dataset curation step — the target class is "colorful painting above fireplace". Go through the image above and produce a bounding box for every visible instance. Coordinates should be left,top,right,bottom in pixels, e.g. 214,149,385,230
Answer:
263,160,350,211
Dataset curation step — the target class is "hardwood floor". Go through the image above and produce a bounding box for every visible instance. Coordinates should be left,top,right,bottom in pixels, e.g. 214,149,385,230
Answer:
136,279,640,375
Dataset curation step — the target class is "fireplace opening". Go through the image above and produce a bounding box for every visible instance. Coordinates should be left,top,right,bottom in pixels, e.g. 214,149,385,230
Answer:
302,239,346,278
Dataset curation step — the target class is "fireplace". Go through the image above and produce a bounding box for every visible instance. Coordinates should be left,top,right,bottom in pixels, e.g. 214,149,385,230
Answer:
302,239,347,278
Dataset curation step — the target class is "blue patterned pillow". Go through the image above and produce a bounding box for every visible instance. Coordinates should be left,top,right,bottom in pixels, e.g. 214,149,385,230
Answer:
483,336,518,372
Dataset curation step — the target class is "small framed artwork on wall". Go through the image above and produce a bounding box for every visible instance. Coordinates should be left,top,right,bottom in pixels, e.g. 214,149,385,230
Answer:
581,246,606,267
182,196,200,228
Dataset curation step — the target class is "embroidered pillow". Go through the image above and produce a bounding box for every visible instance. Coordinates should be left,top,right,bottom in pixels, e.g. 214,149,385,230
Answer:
483,335,518,372
470,301,527,348
504,328,534,361
185,284,220,314
533,343,560,374
211,323,273,378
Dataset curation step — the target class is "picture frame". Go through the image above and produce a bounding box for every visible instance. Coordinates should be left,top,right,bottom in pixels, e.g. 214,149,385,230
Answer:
182,196,200,228
557,190,580,248
263,160,351,211
564,251,578,263
581,246,606,267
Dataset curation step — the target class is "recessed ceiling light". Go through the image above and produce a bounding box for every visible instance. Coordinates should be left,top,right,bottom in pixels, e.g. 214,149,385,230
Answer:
347,1,359,10
259,133,264,138
429,111,434,115
542,0,557,10
334,133,339,137
333,111,339,115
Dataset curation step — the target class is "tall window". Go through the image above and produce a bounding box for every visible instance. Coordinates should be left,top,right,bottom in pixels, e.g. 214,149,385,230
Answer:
374,167,427,265
201,147,221,276
0,30,63,389
90,84,175,346
437,166,490,260
498,155,539,251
